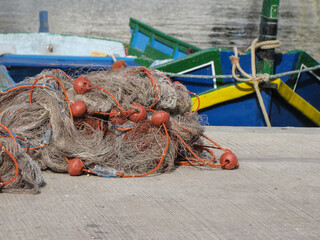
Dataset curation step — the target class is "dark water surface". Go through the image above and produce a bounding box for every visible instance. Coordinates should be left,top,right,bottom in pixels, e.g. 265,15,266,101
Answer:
0,0,319,57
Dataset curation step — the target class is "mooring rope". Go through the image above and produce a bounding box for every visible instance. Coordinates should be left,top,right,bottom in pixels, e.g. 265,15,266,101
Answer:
162,59,320,80
230,38,281,127
162,38,320,127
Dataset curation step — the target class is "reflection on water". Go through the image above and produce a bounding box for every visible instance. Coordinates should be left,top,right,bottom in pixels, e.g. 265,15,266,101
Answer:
0,0,319,57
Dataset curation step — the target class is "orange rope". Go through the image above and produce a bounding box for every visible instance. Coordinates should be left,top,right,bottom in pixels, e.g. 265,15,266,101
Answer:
88,86,123,115
183,91,200,117
122,123,169,178
190,91,200,113
87,109,136,117
28,75,74,122
29,75,70,104
0,135,45,151
2,84,52,95
201,134,228,152
87,110,118,116
152,70,172,85
175,133,226,168
115,126,135,131
130,67,161,108
0,123,20,186
0,123,18,151
27,145,46,151
50,69,74,82
176,148,216,166
0,144,19,186
143,68,161,108
172,121,228,153
146,108,156,113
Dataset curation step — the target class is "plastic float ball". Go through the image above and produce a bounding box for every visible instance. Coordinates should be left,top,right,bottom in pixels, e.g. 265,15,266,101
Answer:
68,158,84,176
112,60,127,70
219,151,239,170
109,108,127,125
151,111,170,127
70,100,87,117
73,77,91,94
129,104,147,122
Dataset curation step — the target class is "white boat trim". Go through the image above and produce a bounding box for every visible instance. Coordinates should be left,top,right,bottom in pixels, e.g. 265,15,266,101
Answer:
0,32,126,57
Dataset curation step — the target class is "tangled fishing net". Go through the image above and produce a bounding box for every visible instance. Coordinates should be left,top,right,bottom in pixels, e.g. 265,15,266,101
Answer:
0,65,238,194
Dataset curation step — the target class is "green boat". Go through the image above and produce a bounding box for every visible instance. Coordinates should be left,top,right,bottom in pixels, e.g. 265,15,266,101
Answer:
127,18,201,67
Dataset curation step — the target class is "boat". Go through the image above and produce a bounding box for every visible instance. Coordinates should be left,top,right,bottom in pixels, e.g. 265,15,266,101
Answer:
0,11,126,58
154,48,320,127
129,1,320,127
0,12,196,83
127,18,201,67
151,0,320,127
0,11,141,83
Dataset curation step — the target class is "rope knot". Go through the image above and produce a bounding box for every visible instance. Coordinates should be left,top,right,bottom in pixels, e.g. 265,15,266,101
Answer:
230,38,275,127
230,56,240,65
261,73,270,82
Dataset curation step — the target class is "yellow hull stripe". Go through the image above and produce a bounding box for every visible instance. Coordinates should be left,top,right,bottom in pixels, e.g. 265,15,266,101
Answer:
191,82,255,110
191,78,320,126
272,79,320,126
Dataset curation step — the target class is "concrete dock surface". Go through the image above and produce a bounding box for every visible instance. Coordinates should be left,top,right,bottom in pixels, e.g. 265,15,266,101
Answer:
1,126,320,239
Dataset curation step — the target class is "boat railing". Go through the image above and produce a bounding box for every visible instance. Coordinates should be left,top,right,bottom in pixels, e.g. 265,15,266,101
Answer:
127,18,201,61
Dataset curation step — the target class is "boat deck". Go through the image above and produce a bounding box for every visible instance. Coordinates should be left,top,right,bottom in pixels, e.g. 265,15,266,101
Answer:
1,126,320,239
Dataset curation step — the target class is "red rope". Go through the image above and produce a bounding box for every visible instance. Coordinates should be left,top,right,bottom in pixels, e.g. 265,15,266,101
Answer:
122,123,169,178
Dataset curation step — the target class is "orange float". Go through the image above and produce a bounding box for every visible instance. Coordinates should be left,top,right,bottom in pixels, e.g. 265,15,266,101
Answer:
73,77,91,94
70,100,87,117
129,104,147,122
112,60,127,70
109,108,127,125
219,151,239,170
68,158,84,176
151,111,170,127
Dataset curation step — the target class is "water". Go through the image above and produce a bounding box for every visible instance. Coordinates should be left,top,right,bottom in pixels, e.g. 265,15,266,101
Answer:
0,0,319,58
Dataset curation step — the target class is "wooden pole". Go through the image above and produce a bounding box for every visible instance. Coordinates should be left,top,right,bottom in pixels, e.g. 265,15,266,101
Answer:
39,11,49,33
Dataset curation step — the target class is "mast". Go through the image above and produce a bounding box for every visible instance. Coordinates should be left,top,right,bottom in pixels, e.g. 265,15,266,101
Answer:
256,0,280,74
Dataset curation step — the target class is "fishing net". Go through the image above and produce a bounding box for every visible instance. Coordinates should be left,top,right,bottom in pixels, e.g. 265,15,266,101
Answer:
0,66,237,194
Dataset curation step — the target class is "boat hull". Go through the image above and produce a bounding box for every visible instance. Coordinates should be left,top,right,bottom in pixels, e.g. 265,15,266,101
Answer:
155,49,320,127
0,54,140,83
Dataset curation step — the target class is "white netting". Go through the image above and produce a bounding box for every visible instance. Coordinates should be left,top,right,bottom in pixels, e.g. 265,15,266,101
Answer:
0,67,209,194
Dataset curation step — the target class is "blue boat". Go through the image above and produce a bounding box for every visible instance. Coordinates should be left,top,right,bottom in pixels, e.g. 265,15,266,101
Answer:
152,0,320,127
154,48,320,127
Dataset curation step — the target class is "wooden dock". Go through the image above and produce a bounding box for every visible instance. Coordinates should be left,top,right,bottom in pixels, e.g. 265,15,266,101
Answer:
1,126,319,239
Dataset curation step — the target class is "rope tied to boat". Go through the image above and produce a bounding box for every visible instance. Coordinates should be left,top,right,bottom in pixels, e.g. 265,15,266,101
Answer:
252,39,281,50
230,38,281,83
163,64,320,80
230,38,281,127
